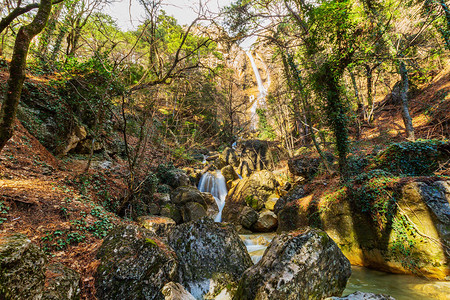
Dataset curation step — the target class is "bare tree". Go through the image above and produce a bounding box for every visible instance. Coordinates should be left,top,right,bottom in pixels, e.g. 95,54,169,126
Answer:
0,0,54,152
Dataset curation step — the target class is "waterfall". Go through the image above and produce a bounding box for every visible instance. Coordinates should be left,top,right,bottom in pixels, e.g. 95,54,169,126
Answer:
245,50,269,129
198,170,228,222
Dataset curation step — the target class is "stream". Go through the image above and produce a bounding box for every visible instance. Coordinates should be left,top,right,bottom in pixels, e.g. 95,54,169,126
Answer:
240,233,450,300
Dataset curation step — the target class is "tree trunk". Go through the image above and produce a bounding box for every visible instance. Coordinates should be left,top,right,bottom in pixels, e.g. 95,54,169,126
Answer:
0,0,53,152
398,59,415,141
349,70,363,140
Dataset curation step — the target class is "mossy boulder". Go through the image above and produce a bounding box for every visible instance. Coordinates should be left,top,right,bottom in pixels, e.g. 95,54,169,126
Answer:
43,263,80,300
221,165,239,189
95,225,179,300
372,140,450,176
170,186,219,223
288,156,321,180
277,176,450,279
168,217,252,298
223,170,279,223
235,228,351,299
239,206,258,229
157,163,191,189
160,203,182,224
221,147,240,168
0,234,47,300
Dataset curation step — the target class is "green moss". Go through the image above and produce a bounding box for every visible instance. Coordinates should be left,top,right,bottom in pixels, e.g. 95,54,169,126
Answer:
373,139,449,176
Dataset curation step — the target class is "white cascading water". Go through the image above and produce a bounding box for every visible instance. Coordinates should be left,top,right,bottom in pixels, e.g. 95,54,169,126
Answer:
198,170,228,222
245,50,270,129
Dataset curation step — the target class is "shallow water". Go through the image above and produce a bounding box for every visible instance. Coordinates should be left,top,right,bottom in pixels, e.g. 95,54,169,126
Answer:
240,233,450,299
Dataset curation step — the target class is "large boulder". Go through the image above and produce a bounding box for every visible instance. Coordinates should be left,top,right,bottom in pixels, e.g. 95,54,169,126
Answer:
95,225,179,300
221,165,239,188
157,163,191,189
0,234,47,300
168,217,253,298
288,156,321,180
235,140,274,177
221,147,240,168
252,210,278,232
235,228,351,299
239,206,258,229
43,263,81,300
222,170,279,223
170,186,219,223
273,183,305,214
278,178,450,279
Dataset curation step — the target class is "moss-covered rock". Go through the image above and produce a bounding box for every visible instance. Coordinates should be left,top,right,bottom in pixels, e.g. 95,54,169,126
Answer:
161,203,182,224
235,228,351,299
223,170,279,223
372,140,450,176
170,186,219,223
0,234,47,300
168,217,252,298
277,176,450,279
95,225,179,300
43,263,80,300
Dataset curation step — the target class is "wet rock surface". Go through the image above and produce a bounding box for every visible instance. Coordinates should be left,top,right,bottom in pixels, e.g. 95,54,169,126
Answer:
327,291,396,300
168,217,252,297
235,228,351,300
95,225,178,300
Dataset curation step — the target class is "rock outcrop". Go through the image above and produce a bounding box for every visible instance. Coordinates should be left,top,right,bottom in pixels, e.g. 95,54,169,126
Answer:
222,170,278,223
0,234,47,300
235,228,351,299
168,217,253,298
170,186,219,223
95,225,179,299
277,178,450,279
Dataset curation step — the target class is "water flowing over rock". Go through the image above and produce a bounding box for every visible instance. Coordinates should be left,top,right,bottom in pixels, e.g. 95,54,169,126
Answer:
168,217,253,298
95,225,179,300
0,234,47,300
198,171,228,222
235,228,351,300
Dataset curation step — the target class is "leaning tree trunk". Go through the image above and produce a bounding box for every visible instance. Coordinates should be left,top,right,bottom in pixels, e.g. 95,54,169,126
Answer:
0,0,53,152
398,59,415,141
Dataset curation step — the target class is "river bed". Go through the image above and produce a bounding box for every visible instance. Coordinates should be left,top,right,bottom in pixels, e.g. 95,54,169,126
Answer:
240,233,450,299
